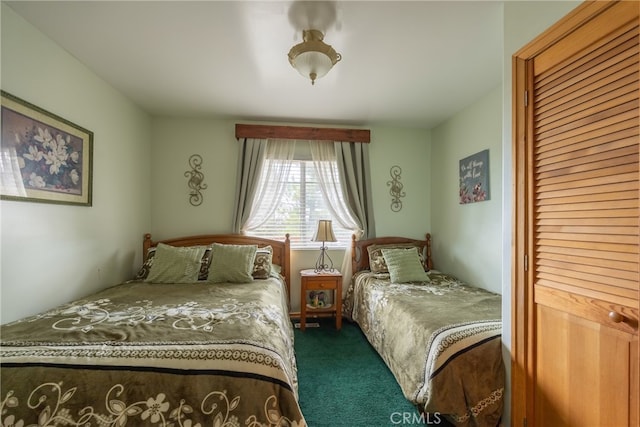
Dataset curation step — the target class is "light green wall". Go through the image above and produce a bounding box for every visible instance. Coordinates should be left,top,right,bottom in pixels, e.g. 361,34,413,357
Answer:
369,126,431,240
431,86,502,294
0,4,152,323
149,119,431,239
150,117,237,239
149,118,430,310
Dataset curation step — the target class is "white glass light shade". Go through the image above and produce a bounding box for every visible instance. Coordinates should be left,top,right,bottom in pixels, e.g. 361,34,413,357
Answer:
292,51,334,82
288,30,341,85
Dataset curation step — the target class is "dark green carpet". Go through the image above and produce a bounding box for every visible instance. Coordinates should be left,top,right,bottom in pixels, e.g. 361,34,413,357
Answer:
293,318,425,426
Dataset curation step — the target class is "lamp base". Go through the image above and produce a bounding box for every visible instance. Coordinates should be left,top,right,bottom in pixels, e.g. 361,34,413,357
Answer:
314,245,335,273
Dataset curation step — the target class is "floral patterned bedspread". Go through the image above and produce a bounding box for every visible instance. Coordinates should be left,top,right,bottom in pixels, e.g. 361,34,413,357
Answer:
343,270,504,427
0,278,305,427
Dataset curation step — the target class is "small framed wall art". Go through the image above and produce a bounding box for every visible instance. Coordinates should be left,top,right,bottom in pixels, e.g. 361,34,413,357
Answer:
459,149,490,204
1,91,93,206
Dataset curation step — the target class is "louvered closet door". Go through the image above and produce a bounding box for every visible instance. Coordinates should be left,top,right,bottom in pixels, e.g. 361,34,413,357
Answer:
529,2,639,426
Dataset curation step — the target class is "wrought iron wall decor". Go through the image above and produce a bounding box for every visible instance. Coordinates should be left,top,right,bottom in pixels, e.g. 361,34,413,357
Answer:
184,154,207,206
387,165,405,212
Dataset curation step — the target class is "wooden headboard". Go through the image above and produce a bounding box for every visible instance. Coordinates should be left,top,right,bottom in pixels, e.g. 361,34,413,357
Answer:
143,233,291,306
351,233,433,273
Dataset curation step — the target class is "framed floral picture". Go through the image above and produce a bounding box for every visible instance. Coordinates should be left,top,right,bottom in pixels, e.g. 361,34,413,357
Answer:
1,91,93,206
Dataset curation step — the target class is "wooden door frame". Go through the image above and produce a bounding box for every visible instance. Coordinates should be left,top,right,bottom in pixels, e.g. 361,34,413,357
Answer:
510,2,629,426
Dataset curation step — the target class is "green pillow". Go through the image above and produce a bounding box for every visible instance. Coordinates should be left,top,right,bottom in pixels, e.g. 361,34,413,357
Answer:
381,247,430,283
208,243,257,283
145,243,207,283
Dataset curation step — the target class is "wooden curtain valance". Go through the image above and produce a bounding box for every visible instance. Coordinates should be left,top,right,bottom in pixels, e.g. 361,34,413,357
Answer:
235,124,370,143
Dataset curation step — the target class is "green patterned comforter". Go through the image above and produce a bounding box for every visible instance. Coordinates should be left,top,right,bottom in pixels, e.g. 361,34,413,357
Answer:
0,277,305,426
343,270,504,427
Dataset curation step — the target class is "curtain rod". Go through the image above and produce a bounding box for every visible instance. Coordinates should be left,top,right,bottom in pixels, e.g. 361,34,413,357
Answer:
235,124,370,143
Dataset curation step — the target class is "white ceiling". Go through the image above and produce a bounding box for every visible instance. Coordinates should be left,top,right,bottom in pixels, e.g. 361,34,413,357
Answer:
6,1,504,129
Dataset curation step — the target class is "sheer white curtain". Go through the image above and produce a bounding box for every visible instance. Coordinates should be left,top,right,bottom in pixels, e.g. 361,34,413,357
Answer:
242,139,297,233
310,141,363,291
309,141,361,234
0,147,27,197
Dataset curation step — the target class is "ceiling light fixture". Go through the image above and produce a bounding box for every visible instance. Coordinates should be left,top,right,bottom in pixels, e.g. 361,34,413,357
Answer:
288,29,341,85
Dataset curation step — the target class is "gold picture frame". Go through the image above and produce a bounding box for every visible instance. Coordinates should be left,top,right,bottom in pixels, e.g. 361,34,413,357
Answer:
1,91,93,206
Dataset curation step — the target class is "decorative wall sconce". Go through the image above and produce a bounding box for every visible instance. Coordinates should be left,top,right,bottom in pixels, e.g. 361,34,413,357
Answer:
184,154,207,206
387,165,405,212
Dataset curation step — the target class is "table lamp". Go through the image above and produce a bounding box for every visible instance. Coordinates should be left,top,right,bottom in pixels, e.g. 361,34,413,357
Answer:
312,219,337,273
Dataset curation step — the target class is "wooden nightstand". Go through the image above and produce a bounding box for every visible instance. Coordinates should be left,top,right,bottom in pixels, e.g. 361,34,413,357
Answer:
299,269,342,331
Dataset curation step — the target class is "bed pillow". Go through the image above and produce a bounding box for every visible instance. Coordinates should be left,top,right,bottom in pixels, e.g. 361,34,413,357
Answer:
134,247,156,280
252,246,273,279
145,243,207,283
367,243,427,273
381,247,431,283
135,246,212,281
198,247,214,280
208,243,257,283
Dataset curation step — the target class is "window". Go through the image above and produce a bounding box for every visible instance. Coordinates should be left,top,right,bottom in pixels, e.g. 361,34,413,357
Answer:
246,158,352,249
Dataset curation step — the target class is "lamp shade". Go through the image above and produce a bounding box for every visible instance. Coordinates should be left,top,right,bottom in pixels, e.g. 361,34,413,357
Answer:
312,220,337,243
288,30,341,85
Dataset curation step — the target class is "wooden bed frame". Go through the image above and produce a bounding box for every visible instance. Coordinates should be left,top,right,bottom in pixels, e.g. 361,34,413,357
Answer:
143,233,291,306
351,233,433,273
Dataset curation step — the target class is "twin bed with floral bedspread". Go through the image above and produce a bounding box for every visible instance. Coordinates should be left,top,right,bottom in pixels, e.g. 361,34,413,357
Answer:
0,233,306,427
343,234,504,427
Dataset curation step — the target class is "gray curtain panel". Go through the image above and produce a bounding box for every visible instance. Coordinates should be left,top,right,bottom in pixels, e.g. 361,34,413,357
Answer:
232,138,267,233
335,141,375,240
